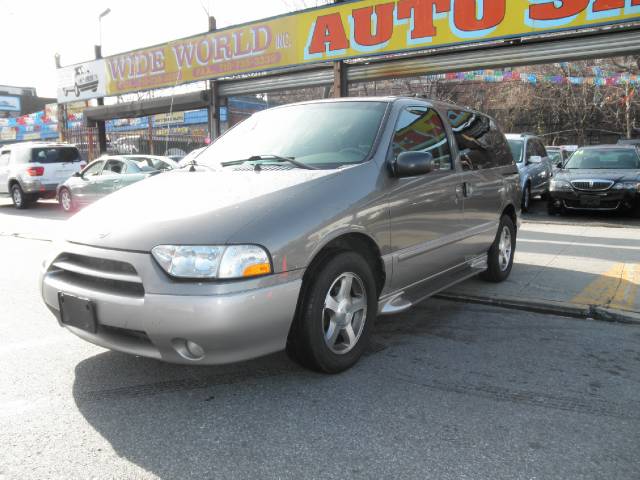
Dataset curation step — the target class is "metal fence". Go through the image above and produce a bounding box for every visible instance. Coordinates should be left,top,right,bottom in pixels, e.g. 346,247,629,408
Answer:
65,126,207,162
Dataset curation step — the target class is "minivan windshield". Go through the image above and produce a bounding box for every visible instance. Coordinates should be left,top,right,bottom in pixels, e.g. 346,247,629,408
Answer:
197,101,388,169
507,139,524,163
564,148,640,169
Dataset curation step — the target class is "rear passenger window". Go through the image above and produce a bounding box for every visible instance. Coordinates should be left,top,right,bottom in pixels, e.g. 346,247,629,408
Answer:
102,160,125,174
392,107,453,171
447,110,513,169
31,147,80,164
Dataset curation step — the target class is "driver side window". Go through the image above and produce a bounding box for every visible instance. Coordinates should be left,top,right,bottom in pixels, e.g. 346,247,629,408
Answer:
392,107,452,171
83,161,104,176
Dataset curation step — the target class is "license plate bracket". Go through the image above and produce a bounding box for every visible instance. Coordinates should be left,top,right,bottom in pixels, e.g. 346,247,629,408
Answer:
58,293,97,333
580,195,601,207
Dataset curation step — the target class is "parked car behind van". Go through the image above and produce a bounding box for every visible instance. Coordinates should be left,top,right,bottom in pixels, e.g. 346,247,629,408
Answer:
0,142,84,209
41,97,520,373
548,145,640,215
546,145,578,171
57,154,176,212
506,133,553,212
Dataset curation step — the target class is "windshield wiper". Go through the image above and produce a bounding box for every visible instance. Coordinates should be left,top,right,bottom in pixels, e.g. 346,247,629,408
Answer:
221,154,317,170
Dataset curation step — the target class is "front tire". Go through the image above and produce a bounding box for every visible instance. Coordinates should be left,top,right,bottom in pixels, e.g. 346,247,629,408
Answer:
287,251,378,374
547,198,562,216
521,183,531,213
59,188,75,212
481,215,516,283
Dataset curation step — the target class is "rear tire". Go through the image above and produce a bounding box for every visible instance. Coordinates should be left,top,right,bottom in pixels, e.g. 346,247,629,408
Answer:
287,251,377,374
481,215,516,283
10,184,31,209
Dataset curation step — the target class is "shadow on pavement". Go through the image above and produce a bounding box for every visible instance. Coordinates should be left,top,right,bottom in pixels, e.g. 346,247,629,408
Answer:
68,306,455,479
453,261,639,312
0,200,72,221
69,298,640,479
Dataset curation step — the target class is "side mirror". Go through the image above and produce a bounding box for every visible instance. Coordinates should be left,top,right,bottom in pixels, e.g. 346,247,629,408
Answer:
394,151,434,177
73,171,82,178
527,155,542,165
556,161,563,169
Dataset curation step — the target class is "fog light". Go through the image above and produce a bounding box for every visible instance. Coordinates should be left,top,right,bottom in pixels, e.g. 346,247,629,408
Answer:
186,340,204,359
171,338,205,360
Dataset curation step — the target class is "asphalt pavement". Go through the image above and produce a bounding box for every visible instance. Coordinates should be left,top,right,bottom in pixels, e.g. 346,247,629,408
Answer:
1,197,640,479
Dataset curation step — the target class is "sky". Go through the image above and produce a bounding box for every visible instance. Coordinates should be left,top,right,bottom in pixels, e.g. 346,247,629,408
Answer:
0,0,313,98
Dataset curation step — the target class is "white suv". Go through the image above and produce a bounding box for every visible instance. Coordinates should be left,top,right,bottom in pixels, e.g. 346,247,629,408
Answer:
0,142,84,209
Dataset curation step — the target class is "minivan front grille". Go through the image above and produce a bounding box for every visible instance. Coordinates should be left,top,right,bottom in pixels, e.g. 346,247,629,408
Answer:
570,180,614,191
49,253,144,298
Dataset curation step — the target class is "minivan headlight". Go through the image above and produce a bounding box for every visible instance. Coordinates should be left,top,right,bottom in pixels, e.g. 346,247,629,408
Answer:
151,245,272,279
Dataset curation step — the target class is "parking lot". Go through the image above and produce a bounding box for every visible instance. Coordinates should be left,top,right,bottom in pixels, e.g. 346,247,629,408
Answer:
1,198,639,479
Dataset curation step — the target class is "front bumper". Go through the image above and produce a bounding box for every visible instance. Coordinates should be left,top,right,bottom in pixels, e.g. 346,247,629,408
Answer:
40,242,303,365
549,188,638,211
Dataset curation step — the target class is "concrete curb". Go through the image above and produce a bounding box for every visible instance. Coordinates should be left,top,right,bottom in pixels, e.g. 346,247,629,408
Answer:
436,292,640,326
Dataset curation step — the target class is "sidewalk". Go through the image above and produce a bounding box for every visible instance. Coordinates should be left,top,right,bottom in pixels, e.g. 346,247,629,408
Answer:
441,220,640,323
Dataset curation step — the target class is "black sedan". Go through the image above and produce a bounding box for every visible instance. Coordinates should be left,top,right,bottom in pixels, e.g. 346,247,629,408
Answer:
548,145,640,215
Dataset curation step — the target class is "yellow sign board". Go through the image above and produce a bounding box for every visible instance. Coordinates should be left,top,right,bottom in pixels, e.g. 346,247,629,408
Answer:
100,0,640,96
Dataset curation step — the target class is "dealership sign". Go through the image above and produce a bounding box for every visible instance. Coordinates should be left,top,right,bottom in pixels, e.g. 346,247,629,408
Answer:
56,59,107,103
0,96,21,112
58,0,640,101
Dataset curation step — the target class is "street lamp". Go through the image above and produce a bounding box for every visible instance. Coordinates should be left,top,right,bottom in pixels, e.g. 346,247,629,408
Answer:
98,8,111,49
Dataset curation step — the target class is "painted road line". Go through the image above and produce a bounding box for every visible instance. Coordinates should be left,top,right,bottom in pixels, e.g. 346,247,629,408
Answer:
518,239,640,251
571,263,625,307
609,264,640,312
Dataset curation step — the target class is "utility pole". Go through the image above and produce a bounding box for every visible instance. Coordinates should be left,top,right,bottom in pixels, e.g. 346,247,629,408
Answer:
54,53,68,143
94,8,111,154
94,44,107,155
332,0,348,98
207,16,221,141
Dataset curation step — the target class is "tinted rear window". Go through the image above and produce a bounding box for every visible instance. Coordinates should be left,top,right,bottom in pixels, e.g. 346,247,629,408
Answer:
31,147,81,164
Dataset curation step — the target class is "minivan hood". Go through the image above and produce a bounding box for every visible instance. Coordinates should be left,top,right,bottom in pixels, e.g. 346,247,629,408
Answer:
65,169,336,251
555,169,640,182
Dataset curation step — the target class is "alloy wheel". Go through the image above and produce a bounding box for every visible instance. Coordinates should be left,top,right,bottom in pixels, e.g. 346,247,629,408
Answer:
498,226,513,272
12,186,22,208
322,272,368,355
60,190,72,211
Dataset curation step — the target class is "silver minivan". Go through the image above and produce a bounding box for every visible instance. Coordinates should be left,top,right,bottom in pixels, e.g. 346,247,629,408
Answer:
41,98,521,373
